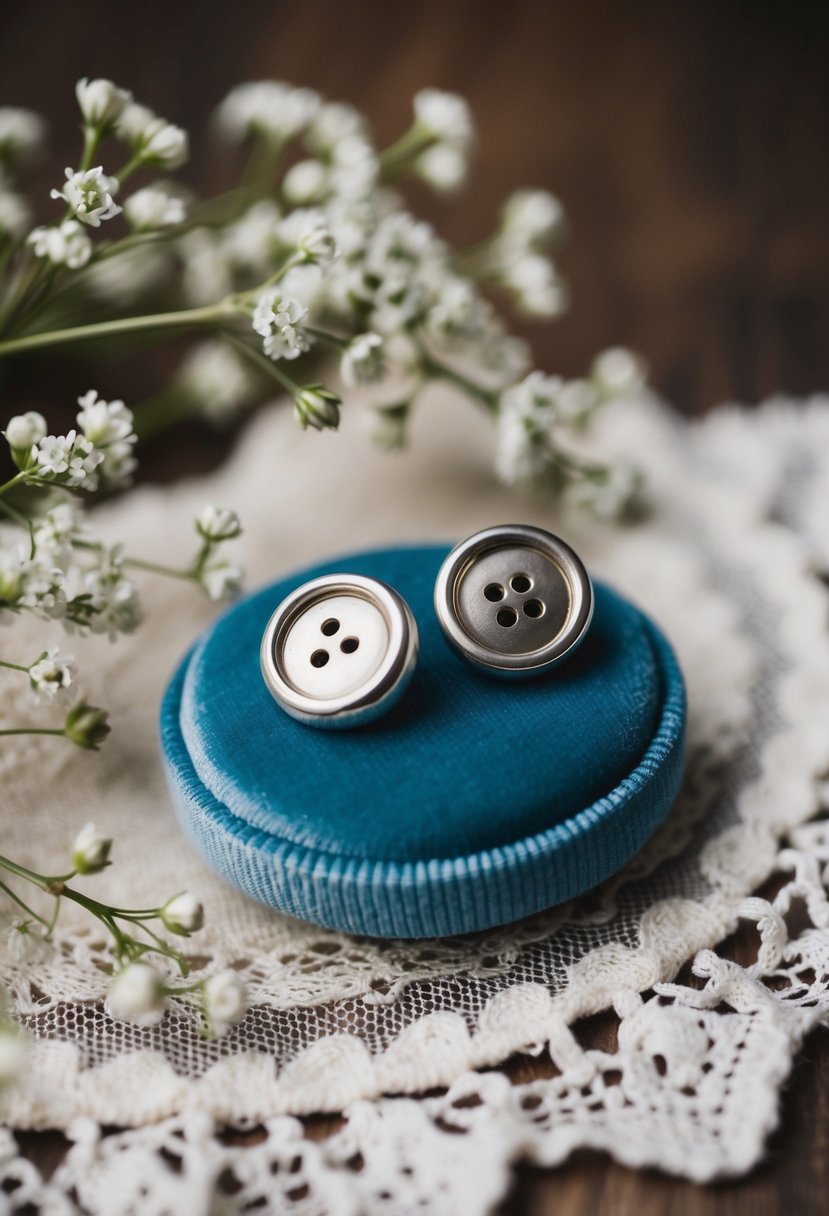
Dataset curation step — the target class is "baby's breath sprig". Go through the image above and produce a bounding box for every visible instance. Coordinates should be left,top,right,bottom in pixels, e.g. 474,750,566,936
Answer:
0,824,248,1039
0,73,646,517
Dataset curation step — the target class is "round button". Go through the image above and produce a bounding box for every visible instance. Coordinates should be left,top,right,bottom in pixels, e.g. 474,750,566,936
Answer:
434,525,593,677
261,574,418,728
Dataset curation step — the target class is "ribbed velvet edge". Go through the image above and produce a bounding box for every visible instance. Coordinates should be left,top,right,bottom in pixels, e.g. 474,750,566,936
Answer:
160,614,686,939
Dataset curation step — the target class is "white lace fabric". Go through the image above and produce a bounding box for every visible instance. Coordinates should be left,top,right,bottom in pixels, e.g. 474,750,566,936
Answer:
1,390,828,1210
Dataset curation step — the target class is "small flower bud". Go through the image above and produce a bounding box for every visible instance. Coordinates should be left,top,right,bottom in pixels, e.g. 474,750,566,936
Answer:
160,891,204,936
340,333,385,389
106,962,166,1026
202,969,247,1038
71,821,112,874
591,347,646,398
4,411,47,451
75,78,131,132
195,504,242,542
293,385,341,432
298,222,339,266
65,702,111,751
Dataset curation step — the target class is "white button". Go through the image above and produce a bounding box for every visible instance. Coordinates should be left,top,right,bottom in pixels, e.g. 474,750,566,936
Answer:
434,525,593,677
261,574,418,728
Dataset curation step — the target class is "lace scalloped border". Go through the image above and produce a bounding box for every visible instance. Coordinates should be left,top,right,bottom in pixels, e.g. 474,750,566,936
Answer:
1,395,828,1130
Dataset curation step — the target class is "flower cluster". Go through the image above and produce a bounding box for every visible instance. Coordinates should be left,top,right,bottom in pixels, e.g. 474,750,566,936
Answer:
1,823,248,1040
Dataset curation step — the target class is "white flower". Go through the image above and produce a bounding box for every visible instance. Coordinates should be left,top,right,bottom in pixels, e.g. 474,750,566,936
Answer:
0,545,26,607
495,408,548,487
495,372,564,486
73,391,137,489
116,102,156,144
106,963,165,1027
29,647,77,705
501,190,564,244
0,189,31,240
75,78,131,129
556,378,601,424
33,431,104,489
293,385,342,431
202,969,247,1038
117,103,189,168
282,159,328,205
178,341,255,425
142,122,189,169
503,254,567,318
276,207,338,264
196,504,242,542
413,89,474,146
51,166,121,228
0,107,46,162
414,143,468,193
99,440,137,489
6,921,47,964
124,185,186,231
199,560,243,603
216,82,320,143
4,411,46,450
32,500,82,559
341,332,386,388
327,136,378,201
71,822,112,874
252,289,310,361
76,390,134,446
500,371,561,425
27,220,92,269
160,892,204,936
575,462,644,520
307,101,366,152
592,347,645,397
79,547,142,638
0,1025,28,1087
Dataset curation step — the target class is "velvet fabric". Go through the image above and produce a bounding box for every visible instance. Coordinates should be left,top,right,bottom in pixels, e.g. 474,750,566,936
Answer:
161,545,686,938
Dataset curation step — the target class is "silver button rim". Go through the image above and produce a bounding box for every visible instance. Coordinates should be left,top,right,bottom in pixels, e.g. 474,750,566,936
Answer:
261,573,418,728
434,524,594,676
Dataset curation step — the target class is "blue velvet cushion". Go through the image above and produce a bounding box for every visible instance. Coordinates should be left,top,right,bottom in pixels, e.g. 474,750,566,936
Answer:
161,545,686,938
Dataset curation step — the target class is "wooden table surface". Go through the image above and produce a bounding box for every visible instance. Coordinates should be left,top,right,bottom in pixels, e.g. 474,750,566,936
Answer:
3,1,829,1211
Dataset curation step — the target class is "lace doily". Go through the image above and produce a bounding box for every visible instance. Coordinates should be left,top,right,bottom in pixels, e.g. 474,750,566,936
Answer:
1,389,828,1206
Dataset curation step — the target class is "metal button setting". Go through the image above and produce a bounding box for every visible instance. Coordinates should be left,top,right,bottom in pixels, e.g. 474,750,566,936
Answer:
261,574,418,728
434,525,594,677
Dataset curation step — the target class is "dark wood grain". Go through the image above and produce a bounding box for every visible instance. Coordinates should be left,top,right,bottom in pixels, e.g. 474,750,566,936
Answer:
2,1,828,1211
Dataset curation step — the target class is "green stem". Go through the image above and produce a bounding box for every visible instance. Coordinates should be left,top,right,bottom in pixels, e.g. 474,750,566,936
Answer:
0,473,25,499
378,125,433,180
0,496,36,557
0,727,65,739
122,556,197,582
553,447,608,479
420,353,499,413
0,853,53,888
79,127,102,174
223,331,301,396
0,877,50,927
45,895,61,939
0,659,29,673
307,326,349,350
0,301,236,359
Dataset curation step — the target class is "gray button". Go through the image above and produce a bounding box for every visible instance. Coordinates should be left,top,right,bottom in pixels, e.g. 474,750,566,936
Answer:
261,574,418,728
434,525,593,677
